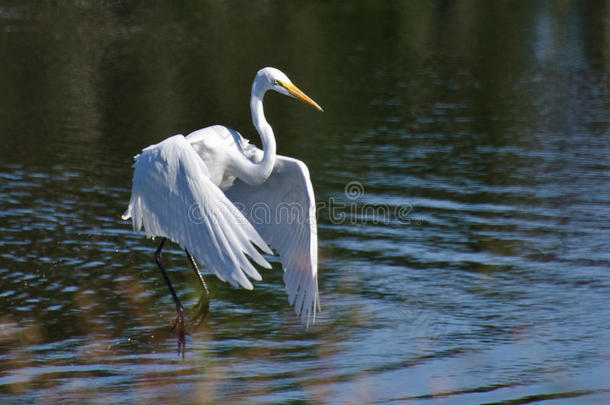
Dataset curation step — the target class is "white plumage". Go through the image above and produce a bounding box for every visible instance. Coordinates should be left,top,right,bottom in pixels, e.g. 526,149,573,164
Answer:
122,67,322,330
226,155,319,323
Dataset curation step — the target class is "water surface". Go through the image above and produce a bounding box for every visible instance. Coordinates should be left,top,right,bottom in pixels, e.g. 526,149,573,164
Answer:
1,1,610,403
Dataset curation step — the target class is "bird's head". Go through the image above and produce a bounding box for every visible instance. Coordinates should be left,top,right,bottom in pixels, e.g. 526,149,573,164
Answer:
256,67,323,112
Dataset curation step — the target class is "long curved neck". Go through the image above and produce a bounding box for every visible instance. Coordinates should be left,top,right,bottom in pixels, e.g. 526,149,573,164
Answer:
247,80,276,184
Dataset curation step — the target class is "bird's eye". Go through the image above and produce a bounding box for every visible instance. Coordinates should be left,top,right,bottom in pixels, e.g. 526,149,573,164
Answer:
274,79,280,86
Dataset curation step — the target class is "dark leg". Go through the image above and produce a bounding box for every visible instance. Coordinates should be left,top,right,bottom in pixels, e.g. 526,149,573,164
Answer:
185,249,210,327
155,237,185,358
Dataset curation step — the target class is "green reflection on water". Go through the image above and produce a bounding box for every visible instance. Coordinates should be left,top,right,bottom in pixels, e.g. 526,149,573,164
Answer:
1,1,610,403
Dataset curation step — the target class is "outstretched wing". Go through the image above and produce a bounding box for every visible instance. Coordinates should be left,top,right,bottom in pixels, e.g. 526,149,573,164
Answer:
225,156,320,325
122,134,273,289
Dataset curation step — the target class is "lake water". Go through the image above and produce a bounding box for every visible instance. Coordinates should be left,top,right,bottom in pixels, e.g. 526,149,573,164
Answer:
1,1,610,403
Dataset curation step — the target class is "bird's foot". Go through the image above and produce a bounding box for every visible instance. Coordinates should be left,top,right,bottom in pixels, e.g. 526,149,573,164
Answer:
171,304,186,359
191,294,210,330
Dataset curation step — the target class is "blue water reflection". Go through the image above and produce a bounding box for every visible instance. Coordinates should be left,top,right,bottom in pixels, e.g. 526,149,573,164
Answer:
1,1,610,403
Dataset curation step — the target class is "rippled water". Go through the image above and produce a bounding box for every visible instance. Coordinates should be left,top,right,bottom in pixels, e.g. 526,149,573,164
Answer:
1,1,610,403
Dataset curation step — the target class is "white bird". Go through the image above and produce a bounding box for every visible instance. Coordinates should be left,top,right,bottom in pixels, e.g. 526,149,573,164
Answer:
122,67,322,355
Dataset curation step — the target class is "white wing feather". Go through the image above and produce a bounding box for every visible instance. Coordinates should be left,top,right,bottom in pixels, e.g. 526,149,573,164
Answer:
225,156,320,325
122,135,273,289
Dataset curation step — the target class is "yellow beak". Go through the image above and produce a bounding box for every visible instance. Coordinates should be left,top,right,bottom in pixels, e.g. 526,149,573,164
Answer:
279,81,324,112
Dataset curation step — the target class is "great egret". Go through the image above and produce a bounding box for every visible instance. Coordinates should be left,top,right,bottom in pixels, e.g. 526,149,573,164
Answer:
122,67,322,355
